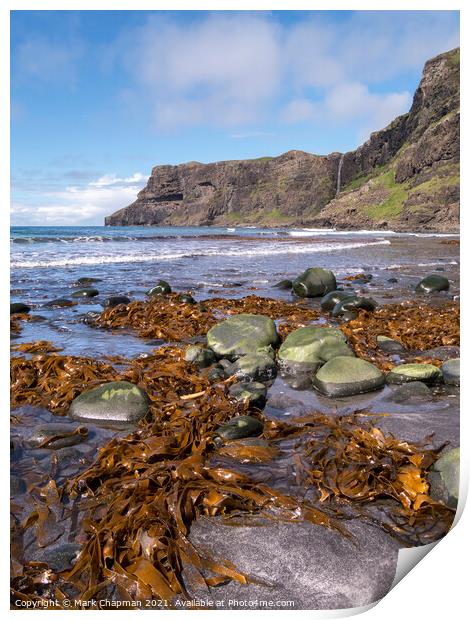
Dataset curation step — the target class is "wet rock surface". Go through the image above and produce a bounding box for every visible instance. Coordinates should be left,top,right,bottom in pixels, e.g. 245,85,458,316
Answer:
207,314,278,359
69,381,150,424
313,357,385,397
386,363,442,385
292,267,337,298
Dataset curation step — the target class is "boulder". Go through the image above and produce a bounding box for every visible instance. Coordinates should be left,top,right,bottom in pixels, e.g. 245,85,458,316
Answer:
147,280,172,295
228,382,267,409
313,356,385,397
37,543,82,573
278,326,351,373
207,314,278,359
386,363,442,385
429,447,460,508
331,297,377,317
441,358,460,386
216,415,264,440
376,335,406,354
385,381,433,404
233,352,277,383
320,290,355,312
74,277,102,286
44,298,76,308
418,346,460,361
71,288,99,298
69,381,149,424
10,302,31,314
184,346,217,368
104,295,131,308
415,275,449,293
178,293,196,304
292,268,337,298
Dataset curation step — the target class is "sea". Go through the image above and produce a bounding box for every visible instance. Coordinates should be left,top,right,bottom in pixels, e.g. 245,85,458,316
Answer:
11,225,459,358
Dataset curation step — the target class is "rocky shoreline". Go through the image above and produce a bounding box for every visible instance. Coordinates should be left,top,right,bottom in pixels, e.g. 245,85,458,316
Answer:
10,262,460,609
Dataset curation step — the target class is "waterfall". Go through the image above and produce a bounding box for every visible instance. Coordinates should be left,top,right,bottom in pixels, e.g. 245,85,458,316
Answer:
336,154,344,197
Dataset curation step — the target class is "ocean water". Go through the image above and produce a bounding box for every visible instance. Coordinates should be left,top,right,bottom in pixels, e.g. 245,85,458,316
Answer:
10,225,459,357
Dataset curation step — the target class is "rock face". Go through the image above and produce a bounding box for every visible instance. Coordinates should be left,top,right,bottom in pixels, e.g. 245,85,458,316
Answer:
106,49,459,233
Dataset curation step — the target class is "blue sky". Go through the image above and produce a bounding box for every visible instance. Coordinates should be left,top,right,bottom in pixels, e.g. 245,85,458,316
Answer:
11,10,459,225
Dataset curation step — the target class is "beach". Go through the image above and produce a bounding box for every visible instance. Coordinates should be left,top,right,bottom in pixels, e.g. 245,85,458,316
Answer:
10,226,460,609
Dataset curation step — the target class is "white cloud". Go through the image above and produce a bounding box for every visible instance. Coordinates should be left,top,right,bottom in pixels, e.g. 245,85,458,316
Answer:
11,173,145,225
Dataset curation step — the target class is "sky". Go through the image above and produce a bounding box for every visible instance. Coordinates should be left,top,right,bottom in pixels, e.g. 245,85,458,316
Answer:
10,10,460,226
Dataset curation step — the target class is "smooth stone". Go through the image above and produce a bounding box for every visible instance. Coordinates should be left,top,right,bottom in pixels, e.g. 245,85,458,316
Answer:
278,326,351,371
38,543,82,573
429,448,460,508
419,346,460,361
377,335,406,354
292,267,337,298
415,275,450,293
10,302,31,314
178,294,196,304
81,311,101,325
207,314,279,359
224,437,270,448
331,296,377,317
313,356,385,397
71,288,99,298
233,352,277,382
185,346,217,368
147,280,172,295
10,475,27,496
273,279,292,290
219,359,236,376
216,415,264,440
320,291,355,312
69,381,149,424
228,382,267,409
386,363,442,385
385,381,432,404
74,277,102,286
104,295,131,308
441,358,460,386
26,424,88,450
44,298,76,308
387,277,398,283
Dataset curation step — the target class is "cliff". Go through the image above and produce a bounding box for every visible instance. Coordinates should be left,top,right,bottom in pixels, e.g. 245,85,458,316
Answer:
106,48,459,232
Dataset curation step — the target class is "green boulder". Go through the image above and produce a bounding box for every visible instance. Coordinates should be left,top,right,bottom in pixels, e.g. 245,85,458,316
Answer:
278,326,351,372
320,291,355,312
147,280,172,295
233,352,277,382
386,363,442,385
228,382,267,409
71,288,99,298
216,415,264,440
185,346,217,368
313,356,385,397
292,268,337,298
416,275,449,293
207,314,279,359
441,358,460,386
331,297,377,317
69,381,150,424
10,302,31,314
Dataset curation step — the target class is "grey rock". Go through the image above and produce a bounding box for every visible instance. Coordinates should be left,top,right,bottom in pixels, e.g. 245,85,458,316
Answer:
206,366,226,383
44,298,76,308
38,543,82,573
331,296,377,317
71,288,99,298
313,356,385,397
376,335,406,354
441,358,460,386
320,290,355,312
387,277,399,283
178,293,196,304
419,346,460,361
385,381,433,404
69,381,149,424
74,277,102,286
207,314,279,359
386,363,442,385
292,268,337,298
228,382,267,409
104,295,131,308
185,517,399,609
233,352,277,382
415,274,450,293
147,280,172,295
216,415,264,440
429,447,460,508
185,346,217,368
10,302,31,314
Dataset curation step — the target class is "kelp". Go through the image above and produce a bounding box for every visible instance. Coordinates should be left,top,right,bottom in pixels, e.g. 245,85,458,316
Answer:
94,294,216,341
340,302,459,370
11,341,63,354
10,313,33,335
